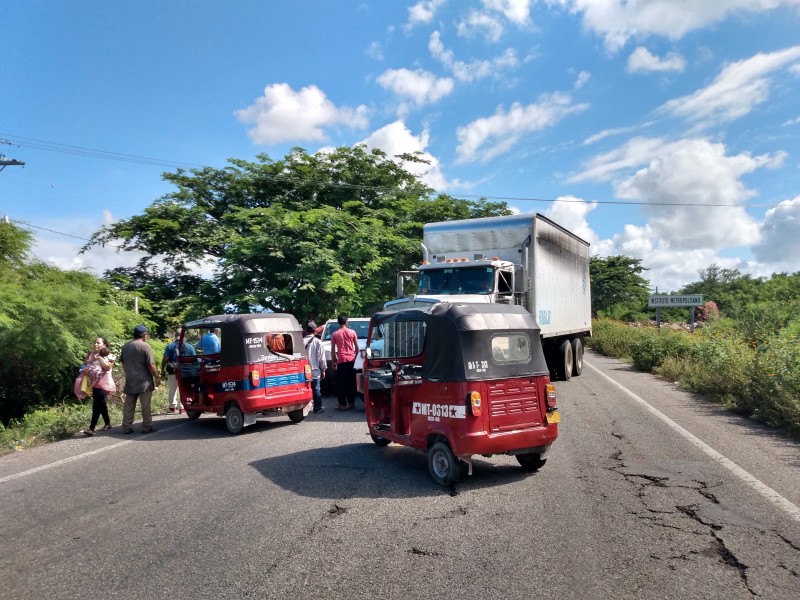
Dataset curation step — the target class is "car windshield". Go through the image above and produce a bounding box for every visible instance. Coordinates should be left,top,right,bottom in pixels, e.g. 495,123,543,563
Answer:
322,320,370,340
419,267,494,295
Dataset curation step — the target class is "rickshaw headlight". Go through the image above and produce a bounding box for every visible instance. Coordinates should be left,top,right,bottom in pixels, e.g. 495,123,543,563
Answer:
545,383,557,409
250,370,260,387
304,364,312,380
468,391,482,416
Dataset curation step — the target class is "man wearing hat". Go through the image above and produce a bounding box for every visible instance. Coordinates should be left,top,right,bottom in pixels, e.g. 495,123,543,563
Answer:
302,321,325,414
120,324,161,433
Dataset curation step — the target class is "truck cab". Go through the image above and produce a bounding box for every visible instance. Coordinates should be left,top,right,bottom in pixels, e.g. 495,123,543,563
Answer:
384,257,519,311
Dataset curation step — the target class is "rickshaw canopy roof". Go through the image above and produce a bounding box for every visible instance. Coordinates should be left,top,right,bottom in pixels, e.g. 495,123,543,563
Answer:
371,303,549,381
182,313,305,365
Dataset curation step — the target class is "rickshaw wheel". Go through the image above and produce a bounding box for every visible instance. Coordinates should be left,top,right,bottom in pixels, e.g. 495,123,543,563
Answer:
288,409,305,423
516,453,547,472
370,432,391,446
225,405,244,435
427,441,463,486
186,410,201,420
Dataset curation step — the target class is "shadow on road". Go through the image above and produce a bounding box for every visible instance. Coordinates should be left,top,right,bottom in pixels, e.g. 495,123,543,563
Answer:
248,442,538,499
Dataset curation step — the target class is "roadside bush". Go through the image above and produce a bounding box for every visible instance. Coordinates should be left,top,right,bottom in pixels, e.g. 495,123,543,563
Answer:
748,334,800,433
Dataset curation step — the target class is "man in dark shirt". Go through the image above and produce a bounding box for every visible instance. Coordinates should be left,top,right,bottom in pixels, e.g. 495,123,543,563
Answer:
120,324,161,433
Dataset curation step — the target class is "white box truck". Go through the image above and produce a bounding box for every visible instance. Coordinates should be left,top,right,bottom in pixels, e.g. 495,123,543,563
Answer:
384,212,592,380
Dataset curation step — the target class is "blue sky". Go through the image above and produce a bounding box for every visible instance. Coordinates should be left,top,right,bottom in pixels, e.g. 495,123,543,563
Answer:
2,0,800,292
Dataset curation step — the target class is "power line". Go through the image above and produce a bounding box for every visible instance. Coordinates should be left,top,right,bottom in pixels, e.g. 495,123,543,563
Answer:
1,133,788,208
7,218,124,250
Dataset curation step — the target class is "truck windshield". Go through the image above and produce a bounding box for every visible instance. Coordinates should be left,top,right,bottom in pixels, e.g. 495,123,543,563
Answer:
420,267,494,295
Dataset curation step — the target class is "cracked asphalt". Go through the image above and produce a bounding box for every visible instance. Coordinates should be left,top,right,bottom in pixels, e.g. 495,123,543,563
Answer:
0,349,798,599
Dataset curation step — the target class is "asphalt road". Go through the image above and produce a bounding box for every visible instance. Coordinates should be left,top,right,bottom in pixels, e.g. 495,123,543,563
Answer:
1,350,798,599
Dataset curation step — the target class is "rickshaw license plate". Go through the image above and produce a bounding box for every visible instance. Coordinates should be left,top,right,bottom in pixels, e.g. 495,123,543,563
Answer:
546,411,561,424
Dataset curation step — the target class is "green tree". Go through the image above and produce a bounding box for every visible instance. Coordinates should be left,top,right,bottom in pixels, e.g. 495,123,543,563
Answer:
590,255,650,318
0,221,145,424
85,146,510,327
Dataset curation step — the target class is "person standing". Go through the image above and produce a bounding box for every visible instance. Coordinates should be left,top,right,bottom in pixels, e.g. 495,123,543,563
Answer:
81,337,116,436
120,324,161,434
161,328,196,413
330,314,359,410
303,321,326,414
196,328,221,354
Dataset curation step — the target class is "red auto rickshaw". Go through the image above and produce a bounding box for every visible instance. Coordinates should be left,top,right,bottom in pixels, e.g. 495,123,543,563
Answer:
362,303,560,486
177,313,312,434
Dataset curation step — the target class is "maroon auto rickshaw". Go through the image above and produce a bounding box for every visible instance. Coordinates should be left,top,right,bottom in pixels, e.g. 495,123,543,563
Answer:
177,313,312,434
361,303,560,486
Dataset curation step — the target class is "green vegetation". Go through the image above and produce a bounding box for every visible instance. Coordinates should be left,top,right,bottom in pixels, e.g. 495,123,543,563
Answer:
586,264,800,435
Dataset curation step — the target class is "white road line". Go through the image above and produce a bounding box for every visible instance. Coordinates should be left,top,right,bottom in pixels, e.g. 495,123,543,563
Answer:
586,361,800,523
0,440,136,484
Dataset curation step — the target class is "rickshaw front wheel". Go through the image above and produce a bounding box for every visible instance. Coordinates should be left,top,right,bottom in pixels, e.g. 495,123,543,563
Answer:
225,405,244,435
288,409,305,423
186,410,201,420
428,441,463,486
516,453,547,472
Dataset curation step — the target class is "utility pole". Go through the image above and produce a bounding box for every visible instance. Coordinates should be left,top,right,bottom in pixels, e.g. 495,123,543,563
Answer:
0,154,24,173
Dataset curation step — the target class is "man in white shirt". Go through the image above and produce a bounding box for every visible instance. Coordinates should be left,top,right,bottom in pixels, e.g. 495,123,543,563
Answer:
303,321,326,414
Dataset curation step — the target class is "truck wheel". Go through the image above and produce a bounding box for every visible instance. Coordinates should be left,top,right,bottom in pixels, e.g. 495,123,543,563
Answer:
225,405,244,435
571,338,584,376
288,409,305,423
370,432,391,446
557,339,573,381
186,410,201,420
516,453,547,472
427,441,463,487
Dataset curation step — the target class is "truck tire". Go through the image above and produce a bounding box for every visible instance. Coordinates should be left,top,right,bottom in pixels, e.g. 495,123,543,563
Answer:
557,339,573,381
571,338,584,377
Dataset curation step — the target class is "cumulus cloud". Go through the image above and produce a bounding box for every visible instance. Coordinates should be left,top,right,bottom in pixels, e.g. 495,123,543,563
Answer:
359,120,449,190
235,83,369,145
752,195,800,267
455,92,589,163
429,31,520,82
660,46,800,126
457,0,534,40
612,139,775,250
627,47,686,73
544,196,599,245
574,70,591,89
377,68,454,112
552,0,800,52
406,0,447,29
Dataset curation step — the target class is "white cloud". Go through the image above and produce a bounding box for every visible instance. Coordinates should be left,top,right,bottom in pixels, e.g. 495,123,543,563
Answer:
552,0,800,52
782,115,800,126
752,195,800,267
582,122,653,145
456,92,589,163
574,70,591,89
359,120,449,190
235,83,369,145
660,46,800,126
544,196,599,245
570,136,669,181
457,9,504,42
406,0,447,29
627,47,686,73
429,31,520,82
612,139,773,250
377,68,455,111
365,41,384,61
483,0,533,25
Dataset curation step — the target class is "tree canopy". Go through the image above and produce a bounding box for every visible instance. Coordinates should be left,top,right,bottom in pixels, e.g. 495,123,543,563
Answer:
590,255,651,318
86,145,511,329
0,221,145,424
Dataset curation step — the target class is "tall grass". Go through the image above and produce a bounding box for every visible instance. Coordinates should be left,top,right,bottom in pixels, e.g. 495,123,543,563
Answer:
587,318,800,435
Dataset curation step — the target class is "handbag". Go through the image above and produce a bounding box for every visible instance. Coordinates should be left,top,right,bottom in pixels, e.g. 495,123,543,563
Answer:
80,374,92,396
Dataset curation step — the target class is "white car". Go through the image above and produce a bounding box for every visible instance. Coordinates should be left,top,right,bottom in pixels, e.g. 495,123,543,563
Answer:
320,318,372,386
